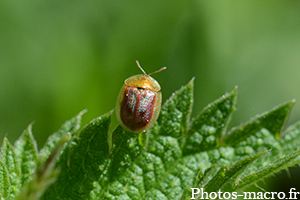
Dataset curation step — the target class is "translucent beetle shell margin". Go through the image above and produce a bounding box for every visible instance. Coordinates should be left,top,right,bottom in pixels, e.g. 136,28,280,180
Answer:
116,61,166,134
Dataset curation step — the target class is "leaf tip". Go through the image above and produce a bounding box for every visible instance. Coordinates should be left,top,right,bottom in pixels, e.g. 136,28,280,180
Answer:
233,86,238,93
3,137,9,143
28,122,34,131
190,76,195,82
286,100,296,108
229,86,238,96
291,99,296,104
187,77,195,87
79,109,88,116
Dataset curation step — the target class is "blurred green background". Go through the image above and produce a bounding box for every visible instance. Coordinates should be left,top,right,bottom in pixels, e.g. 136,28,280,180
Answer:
1,0,300,194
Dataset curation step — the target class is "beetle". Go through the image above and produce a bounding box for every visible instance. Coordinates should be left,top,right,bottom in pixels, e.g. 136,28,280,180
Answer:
116,60,166,134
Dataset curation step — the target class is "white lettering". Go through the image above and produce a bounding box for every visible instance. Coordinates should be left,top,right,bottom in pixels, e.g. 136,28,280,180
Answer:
271,192,277,199
223,192,230,199
289,188,297,199
201,188,209,199
263,192,270,199
209,192,217,199
277,192,285,199
231,192,238,199
257,192,263,199
189,188,299,200
244,192,256,199
217,190,223,199
190,188,200,199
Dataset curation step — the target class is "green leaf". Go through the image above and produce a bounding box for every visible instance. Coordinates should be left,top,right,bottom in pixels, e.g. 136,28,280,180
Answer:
0,138,21,198
90,125,145,199
14,134,70,200
39,110,86,162
195,164,221,188
0,159,10,199
222,101,294,146
94,80,195,200
280,121,300,155
238,150,300,190
138,132,148,148
157,78,194,137
7,79,300,200
42,111,112,200
204,150,266,193
183,87,237,154
14,124,38,186
109,126,142,181
180,164,222,200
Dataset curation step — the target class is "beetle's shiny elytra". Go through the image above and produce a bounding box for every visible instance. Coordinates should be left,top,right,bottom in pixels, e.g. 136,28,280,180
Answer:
116,61,166,134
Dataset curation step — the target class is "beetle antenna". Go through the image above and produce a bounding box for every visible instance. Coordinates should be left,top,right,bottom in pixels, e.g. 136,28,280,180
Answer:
136,60,167,76
148,66,167,76
136,60,147,75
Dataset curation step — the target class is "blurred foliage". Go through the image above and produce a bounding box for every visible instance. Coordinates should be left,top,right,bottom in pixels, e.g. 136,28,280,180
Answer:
1,0,300,194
